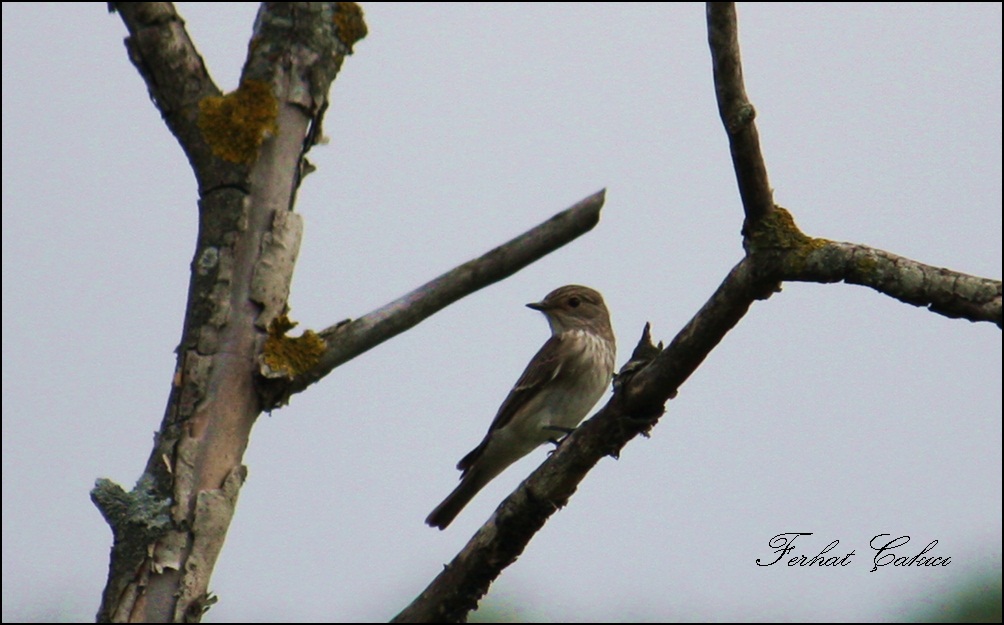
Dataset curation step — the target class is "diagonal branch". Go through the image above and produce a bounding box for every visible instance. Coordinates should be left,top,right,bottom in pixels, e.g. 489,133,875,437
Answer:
111,3,226,191
277,190,606,401
393,258,766,623
707,1,774,230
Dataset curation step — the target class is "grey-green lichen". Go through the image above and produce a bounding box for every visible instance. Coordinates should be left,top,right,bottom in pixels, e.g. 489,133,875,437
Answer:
91,473,171,537
196,246,220,276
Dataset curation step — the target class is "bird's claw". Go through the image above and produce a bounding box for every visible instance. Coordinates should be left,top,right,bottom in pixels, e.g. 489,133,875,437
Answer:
542,425,576,450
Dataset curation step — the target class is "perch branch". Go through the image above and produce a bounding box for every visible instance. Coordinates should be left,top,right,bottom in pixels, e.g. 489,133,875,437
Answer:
393,258,766,623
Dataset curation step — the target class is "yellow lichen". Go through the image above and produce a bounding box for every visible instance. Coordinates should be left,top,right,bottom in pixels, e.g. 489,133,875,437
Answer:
746,206,833,272
746,206,812,251
333,2,367,53
261,315,325,379
198,80,278,164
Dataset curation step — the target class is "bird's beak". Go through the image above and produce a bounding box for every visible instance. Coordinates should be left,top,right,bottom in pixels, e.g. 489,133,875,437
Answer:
526,301,546,311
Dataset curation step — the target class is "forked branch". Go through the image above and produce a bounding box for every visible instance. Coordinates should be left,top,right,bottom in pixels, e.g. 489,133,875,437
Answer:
395,4,1000,622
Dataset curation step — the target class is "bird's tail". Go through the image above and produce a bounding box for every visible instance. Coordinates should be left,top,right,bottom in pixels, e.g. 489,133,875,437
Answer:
425,470,491,530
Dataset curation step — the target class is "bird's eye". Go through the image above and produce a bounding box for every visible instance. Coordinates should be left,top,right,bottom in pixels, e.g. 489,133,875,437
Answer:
567,296,581,308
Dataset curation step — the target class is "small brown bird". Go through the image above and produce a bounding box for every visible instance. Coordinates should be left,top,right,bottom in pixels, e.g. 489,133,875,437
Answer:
426,285,616,529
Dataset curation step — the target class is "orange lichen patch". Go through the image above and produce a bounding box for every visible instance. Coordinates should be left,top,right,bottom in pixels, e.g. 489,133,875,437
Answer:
334,2,368,53
261,315,325,379
198,80,278,164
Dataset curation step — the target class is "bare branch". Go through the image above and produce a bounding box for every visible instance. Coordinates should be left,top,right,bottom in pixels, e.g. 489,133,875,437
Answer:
111,3,224,190
743,207,1002,327
784,240,1003,326
278,190,607,401
707,2,774,231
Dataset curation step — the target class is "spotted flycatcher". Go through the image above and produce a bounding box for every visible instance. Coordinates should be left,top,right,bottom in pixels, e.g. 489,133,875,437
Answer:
426,285,616,529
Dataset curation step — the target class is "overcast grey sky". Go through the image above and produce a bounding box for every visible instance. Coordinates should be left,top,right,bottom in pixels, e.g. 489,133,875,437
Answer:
3,2,1001,622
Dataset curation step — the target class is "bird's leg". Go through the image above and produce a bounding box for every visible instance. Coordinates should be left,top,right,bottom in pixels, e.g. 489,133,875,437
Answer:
542,425,576,447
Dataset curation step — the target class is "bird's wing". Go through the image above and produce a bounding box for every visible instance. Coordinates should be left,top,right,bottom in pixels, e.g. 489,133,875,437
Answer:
456,334,564,473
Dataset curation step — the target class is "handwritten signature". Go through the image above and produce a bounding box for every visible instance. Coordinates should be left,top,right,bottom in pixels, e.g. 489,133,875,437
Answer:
756,532,951,572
